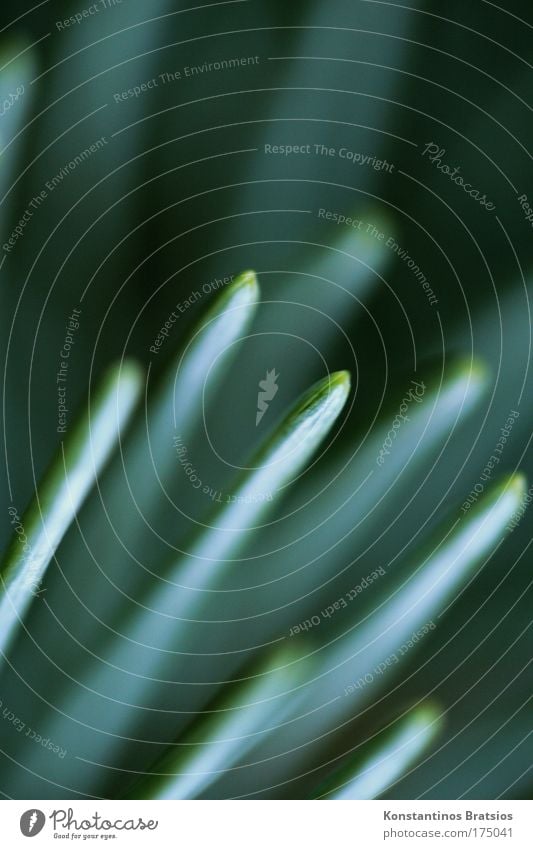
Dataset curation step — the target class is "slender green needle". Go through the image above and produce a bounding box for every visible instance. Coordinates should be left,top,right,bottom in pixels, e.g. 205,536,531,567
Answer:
314,704,442,799
247,475,527,787
45,272,260,655
127,645,311,800
246,360,489,591
0,361,143,657
47,370,350,775
0,41,36,236
149,270,259,449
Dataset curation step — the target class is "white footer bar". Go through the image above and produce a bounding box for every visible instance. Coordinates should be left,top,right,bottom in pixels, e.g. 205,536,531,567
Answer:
1,799,531,848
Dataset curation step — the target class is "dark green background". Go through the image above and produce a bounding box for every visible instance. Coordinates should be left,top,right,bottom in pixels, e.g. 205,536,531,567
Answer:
0,0,531,799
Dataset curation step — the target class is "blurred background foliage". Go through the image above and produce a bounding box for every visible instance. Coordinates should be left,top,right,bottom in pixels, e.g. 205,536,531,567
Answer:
0,0,531,800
